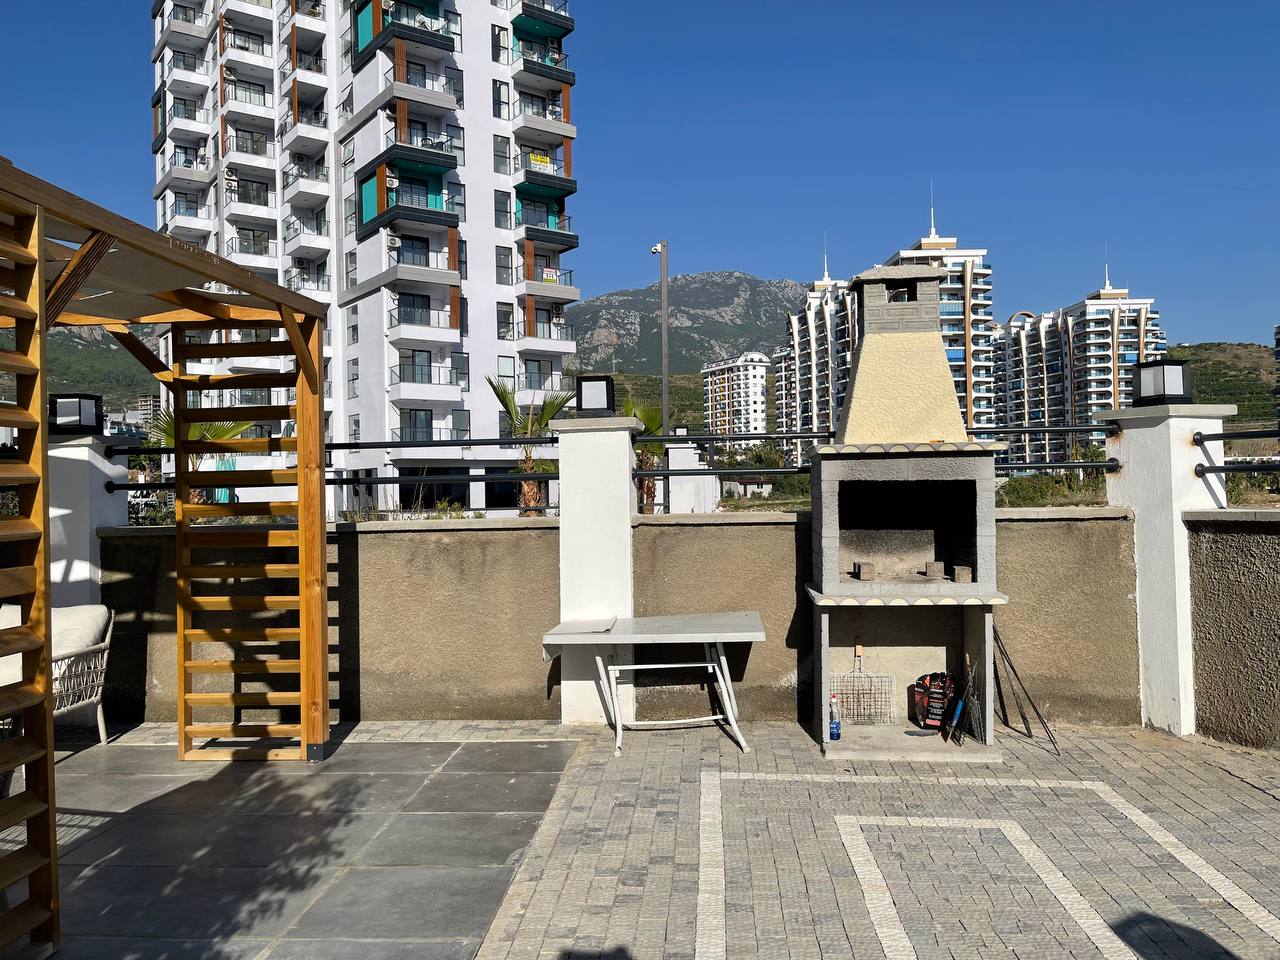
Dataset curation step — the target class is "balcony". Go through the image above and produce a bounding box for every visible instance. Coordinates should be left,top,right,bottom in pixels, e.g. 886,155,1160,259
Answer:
389,364,463,406
224,182,276,223
223,0,274,21
225,236,277,269
515,372,574,405
514,209,577,251
283,216,332,257
519,266,579,303
277,0,326,39
166,102,211,139
513,151,576,199
222,134,276,171
507,39,575,90
384,129,461,173
154,152,214,197
154,4,214,56
390,426,470,445
503,0,574,40
279,51,328,94
165,52,212,94
383,65,460,113
386,3,460,53
286,268,331,294
166,201,214,238
280,108,329,154
511,96,575,142
387,306,460,348
282,162,330,207
223,31,273,76
378,192,462,234
222,82,274,122
518,321,576,356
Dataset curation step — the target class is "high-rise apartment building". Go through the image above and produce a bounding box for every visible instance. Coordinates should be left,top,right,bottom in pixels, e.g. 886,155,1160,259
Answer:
1274,323,1279,421
995,277,1167,461
775,227,992,463
151,0,579,514
701,351,770,446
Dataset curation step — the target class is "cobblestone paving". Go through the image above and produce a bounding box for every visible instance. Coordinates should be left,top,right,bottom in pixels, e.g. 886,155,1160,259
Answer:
475,722,1280,960
99,719,575,746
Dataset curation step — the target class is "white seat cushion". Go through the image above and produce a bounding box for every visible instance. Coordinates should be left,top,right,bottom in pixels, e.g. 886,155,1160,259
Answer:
0,605,111,686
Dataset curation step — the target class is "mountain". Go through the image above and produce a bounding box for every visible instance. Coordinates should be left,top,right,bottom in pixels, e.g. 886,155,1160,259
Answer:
1166,341,1276,426
45,327,164,410
566,271,805,374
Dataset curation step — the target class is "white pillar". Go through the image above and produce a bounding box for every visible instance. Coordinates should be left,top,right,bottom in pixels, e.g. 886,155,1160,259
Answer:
550,416,642,724
49,436,128,607
1097,404,1234,735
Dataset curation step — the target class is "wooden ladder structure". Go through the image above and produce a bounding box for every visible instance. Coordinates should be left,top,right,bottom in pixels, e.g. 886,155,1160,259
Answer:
0,158,332,953
174,312,327,762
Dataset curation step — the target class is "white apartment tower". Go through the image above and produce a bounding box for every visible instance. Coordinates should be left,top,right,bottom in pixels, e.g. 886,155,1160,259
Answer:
996,276,1168,461
701,351,771,445
151,0,579,513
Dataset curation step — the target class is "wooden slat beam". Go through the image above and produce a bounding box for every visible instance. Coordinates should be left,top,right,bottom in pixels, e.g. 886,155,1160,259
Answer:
153,289,233,321
278,304,319,395
103,324,173,384
45,232,115,322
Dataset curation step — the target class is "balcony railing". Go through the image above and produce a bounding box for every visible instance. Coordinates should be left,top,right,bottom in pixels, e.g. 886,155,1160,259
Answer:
390,364,460,387
278,0,325,28
281,108,329,132
284,216,329,242
524,266,574,287
515,209,573,234
391,427,470,443
513,97,566,122
224,83,271,108
223,135,275,158
515,152,566,177
167,103,210,124
280,51,327,80
286,270,331,292
392,246,451,270
163,152,211,173
516,372,573,392
225,183,275,206
521,323,575,342
509,40,568,70
388,306,451,329
282,162,329,187
226,237,277,257
167,51,211,75
383,65,459,99
494,0,570,11
388,3,460,39
385,129,463,159
168,6,210,29
224,31,267,57
389,192,462,216
169,202,211,220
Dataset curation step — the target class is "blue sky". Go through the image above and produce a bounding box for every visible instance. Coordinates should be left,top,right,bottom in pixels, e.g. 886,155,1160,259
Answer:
1,1,1276,344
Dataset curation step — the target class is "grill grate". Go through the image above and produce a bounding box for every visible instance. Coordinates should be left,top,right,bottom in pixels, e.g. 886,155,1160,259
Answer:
831,656,896,725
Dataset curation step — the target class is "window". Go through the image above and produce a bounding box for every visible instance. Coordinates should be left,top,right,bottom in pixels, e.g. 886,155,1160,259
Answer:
346,308,359,345
494,190,512,229
400,409,432,442
493,135,510,175
345,250,357,288
457,239,468,279
451,409,470,441
451,352,470,391
346,358,359,399
341,137,355,182
497,355,516,392
492,80,509,119
344,194,356,234
497,302,515,340
491,24,508,63
495,246,513,285
348,415,359,443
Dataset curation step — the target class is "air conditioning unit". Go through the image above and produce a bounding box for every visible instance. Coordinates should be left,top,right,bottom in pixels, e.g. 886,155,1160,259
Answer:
382,0,394,9
224,68,237,81
385,175,400,189
387,236,401,249
293,257,309,269
292,152,308,164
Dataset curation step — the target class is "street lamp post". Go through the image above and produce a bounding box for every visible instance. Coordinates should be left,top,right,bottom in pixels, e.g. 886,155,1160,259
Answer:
651,240,670,513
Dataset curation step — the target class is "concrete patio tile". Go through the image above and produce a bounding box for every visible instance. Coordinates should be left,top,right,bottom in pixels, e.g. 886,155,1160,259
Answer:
233,741,464,776
443,741,578,774
357,813,542,867
54,745,224,778
56,936,272,959
60,862,336,939
266,938,481,959
405,772,562,814
287,865,516,941
55,774,223,815
61,812,392,868
135,771,428,815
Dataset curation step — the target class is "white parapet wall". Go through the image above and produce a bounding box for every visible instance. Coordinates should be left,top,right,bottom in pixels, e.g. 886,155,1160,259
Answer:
1097,404,1234,736
49,436,128,606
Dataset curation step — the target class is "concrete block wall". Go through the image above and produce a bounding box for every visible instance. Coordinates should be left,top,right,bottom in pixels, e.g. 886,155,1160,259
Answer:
98,509,1142,728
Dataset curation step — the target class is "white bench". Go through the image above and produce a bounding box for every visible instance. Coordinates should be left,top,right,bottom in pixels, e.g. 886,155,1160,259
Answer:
543,611,764,755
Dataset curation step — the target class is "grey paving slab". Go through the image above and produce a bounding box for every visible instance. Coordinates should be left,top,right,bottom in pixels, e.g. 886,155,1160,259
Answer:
54,745,221,778
405,772,563,813
246,741,464,775
61,812,391,867
56,937,272,959
357,813,542,867
266,938,481,959
135,770,429,815
60,862,336,939
443,741,578,773
288,865,516,941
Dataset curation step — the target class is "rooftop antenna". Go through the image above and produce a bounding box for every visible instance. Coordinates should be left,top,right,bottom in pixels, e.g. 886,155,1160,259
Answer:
928,179,937,238
1103,240,1111,290
822,231,830,282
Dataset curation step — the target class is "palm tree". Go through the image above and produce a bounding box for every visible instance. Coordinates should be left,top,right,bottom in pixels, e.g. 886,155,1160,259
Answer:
622,398,663,514
487,376,573,516
147,408,253,503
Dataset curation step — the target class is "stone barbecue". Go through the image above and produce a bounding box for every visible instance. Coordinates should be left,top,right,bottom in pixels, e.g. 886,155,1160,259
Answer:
807,265,1007,757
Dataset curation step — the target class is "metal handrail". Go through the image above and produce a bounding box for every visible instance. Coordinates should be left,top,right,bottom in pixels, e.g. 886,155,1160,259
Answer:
1195,461,1280,477
966,425,1120,436
1193,428,1280,444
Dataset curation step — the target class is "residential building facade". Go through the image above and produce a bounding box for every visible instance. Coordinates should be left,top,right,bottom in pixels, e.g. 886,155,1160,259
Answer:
701,351,771,446
995,279,1168,461
151,0,579,514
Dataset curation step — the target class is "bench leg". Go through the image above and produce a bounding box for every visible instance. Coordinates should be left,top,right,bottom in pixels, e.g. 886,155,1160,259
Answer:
96,702,108,746
607,665,623,756
593,650,615,729
710,650,749,754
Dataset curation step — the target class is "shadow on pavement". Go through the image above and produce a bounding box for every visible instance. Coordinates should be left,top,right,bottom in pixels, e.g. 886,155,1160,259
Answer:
1115,911,1244,959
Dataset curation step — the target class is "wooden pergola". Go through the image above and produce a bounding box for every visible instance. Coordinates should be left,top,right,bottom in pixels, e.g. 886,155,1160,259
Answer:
0,159,328,954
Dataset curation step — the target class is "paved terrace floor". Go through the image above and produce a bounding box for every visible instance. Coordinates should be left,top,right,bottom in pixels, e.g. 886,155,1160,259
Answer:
32,721,1280,959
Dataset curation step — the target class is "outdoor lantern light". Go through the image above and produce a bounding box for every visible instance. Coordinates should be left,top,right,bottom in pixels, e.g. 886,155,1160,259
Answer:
48,394,104,436
1133,358,1193,407
575,375,615,417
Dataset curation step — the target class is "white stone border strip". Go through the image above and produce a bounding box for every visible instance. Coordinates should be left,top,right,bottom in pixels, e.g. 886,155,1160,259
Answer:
694,771,1280,959
835,818,918,960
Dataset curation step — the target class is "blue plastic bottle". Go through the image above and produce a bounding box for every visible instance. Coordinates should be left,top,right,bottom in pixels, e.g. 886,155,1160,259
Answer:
829,695,842,741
